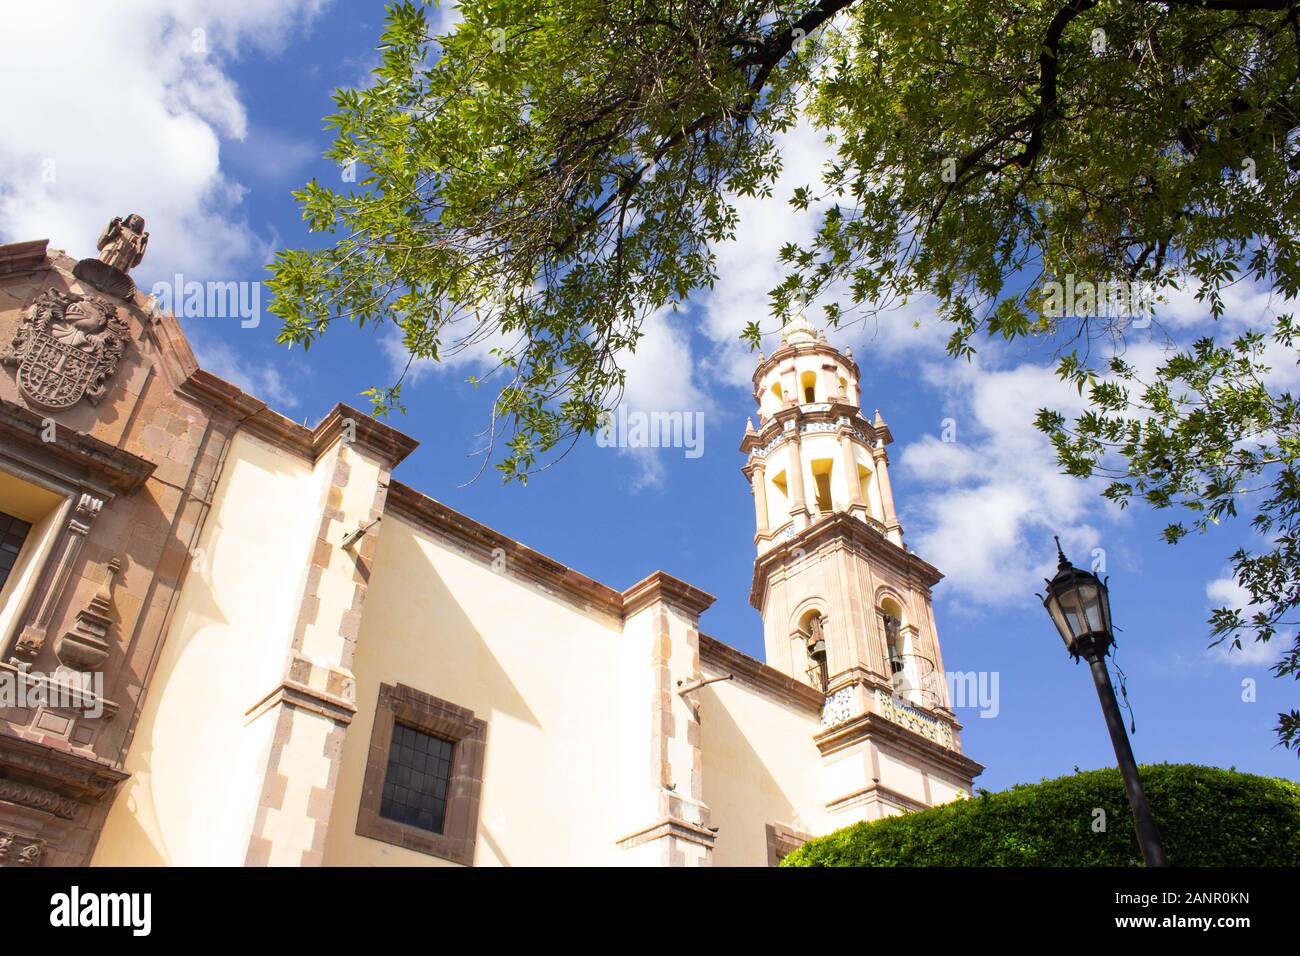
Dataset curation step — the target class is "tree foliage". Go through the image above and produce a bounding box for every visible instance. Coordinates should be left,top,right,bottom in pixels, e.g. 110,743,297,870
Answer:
781,764,1300,866
269,0,1300,744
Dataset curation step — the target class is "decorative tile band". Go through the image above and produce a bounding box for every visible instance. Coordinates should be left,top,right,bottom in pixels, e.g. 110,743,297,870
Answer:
820,686,856,727
874,689,955,749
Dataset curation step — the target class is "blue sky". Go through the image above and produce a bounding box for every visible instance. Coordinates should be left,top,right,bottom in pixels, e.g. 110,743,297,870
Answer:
1,1,1295,791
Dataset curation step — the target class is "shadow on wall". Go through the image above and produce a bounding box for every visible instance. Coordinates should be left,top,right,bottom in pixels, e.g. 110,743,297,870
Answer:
698,685,803,867
364,520,541,730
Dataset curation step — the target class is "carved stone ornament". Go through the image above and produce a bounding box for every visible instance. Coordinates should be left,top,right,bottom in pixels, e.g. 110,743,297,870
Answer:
54,557,121,672
0,287,130,409
72,214,148,299
0,830,45,867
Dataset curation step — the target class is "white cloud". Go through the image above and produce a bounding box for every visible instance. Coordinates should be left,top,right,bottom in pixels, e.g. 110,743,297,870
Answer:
610,308,714,488
1204,573,1282,667
381,318,519,386
0,0,330,281
899,358,1105,603
618,308,712,415
383,304,711,487
189,333,301,411
701,121,835,386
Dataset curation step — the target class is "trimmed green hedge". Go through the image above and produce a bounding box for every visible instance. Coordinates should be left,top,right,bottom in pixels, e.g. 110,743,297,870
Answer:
782,764,1300,866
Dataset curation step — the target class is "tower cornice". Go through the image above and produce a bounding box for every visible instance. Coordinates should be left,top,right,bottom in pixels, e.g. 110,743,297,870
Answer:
751,339,860,391
749,511,941,611
739,402,882,456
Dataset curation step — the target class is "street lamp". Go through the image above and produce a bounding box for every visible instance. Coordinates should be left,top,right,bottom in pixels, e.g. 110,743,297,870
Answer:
1040,537,1167,867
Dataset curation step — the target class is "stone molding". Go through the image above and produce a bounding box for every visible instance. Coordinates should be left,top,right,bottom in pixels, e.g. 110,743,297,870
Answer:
616,817,716,852
0,729,129,804
826,781,931,817
0,829,45,866
178,370,419,470
751,339,861,390
244,677,357,727
0,239,50,279
740,401,878,456
765,821,812,866
750,511,942,611
814,712,984,782
386,480,628,618
621,571,716,619
0,397,154,496
0,778,81,820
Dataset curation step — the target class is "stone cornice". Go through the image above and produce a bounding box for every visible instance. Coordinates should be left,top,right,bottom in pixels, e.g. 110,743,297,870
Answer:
827,781,931,815
0,397,154,496
621,571,716,619
0,239,50,278
0,727,129,805
244,679,357,727
699,633,823,715
740,401,879,455
751,511,943,610
751,339,860,389
179,371,419,469
385,481,627,618
312,403,420,470
178,368,314,455
616,817,717,851
386,483,721,625
815,711,985,782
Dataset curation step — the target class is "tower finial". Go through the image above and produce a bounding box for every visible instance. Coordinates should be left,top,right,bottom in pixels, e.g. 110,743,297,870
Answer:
780,300,817,344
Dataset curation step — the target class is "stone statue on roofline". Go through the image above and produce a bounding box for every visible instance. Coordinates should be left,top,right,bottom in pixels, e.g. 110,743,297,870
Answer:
73,213,149,300
96,215,149,275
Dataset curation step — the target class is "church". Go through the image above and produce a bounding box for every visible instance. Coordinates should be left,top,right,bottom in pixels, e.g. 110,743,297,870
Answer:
0,219,981,867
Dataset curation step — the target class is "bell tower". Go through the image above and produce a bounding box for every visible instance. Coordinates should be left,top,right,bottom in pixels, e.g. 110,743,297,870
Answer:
741,313,982,821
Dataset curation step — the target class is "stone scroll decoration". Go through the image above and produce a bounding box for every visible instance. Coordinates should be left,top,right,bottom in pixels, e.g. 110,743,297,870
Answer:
0,287,130,409
0,830,45,867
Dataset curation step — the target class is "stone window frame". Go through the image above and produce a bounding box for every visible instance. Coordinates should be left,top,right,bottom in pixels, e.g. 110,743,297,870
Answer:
356,682,487,865
766,822,812,867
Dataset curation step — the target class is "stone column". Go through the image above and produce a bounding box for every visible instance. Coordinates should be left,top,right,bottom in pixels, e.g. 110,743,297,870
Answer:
839,430,863,509
786,430,808,528
873,445,903,546
616,573,716,866
13,494,103,661
749,462,769,534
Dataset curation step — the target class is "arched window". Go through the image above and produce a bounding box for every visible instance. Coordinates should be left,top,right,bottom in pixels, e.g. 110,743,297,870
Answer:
879,598,928,705
801,611,829,692
883,610,904,676
856,463,873,512
810,459,834,514
800,370,817,404
769,469,789,518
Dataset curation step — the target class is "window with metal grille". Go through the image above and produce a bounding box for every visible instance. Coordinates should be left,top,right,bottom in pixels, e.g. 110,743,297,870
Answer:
379,722,455,834
0,511,32,593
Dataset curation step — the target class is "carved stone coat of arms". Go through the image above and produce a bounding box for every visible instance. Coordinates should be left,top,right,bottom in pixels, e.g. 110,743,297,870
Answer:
0,288,130,409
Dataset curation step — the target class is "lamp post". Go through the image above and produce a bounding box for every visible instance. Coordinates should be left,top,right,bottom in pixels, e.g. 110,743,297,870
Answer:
1039,538,1167,867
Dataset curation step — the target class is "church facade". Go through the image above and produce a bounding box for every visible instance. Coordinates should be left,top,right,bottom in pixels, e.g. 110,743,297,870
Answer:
0,222,981,868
